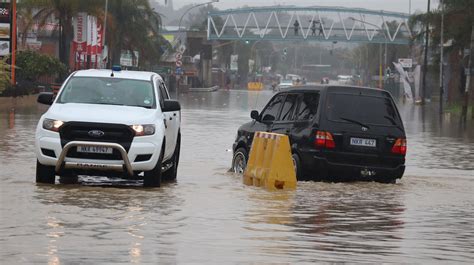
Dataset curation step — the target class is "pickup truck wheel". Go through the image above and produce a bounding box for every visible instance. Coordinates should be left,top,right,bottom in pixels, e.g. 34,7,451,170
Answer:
36,160,56,184
143,143,164,187
163,134,180,181
59,171,79,184
232,148,248,174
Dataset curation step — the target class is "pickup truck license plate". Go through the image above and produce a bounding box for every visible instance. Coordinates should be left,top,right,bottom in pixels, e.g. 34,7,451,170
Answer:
350,137,376,147
77,146,113,154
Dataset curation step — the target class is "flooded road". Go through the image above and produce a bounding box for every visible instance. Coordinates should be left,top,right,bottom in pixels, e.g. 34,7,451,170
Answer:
1,91,473,263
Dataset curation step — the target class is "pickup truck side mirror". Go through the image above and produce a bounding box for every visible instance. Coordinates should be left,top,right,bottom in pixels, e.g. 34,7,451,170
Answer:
250,110,260,121
163,100,181,112
37,92,54,105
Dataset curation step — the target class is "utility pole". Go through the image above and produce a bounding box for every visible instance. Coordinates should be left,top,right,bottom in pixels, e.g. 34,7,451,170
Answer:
439,0,444,114
103,0,108,68
422,0,431,104
409,0,411,16
379,43,383,89
461,24,474,122
11,0,16,86
294,45,297,72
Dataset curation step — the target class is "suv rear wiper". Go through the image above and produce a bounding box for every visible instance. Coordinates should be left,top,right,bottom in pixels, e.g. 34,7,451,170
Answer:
339,117,370,129
383,116,404,131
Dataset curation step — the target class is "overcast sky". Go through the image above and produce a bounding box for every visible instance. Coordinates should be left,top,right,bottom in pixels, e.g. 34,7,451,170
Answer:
167,0,436,14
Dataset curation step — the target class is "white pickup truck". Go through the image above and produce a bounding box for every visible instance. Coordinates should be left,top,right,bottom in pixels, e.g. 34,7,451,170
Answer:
35,68,181,187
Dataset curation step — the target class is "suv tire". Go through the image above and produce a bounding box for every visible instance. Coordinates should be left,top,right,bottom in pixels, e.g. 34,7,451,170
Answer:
292,153,302,180
232,147,248,174
378,177,397,184
163,133,181,181
36,160,56,184
144,142,164,187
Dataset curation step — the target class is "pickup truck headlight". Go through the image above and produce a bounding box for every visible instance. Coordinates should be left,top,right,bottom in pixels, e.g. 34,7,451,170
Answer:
131,124,155,136
42,118,64,132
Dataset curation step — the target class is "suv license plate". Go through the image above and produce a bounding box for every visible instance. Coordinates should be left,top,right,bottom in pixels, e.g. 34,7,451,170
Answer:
77,146,113,154
350,138,376,147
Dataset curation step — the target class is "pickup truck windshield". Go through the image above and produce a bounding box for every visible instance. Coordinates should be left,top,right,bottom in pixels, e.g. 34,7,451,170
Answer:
57,77,155,108
326,93,401,127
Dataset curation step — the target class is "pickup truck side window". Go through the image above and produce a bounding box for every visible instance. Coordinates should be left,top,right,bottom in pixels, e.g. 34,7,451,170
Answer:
159,82,170,100
155,78,165,108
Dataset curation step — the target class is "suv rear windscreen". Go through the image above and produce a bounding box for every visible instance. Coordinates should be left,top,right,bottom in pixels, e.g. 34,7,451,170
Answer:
326,93,401,127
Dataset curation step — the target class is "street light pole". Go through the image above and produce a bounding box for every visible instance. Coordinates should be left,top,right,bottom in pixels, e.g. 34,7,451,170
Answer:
421,0,431,104
176,0,219,98
11,0,17,86
349,17,388,89
439,0,444,114
178,0,219,45
103,0,108,68
409,0,412,16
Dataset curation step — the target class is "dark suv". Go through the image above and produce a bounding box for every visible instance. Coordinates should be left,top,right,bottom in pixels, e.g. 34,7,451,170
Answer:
232,86,406,183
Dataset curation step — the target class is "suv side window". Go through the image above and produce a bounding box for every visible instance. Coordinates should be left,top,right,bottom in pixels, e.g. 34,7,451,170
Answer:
295,92,320,120
278,94,298,121
261,94,285,122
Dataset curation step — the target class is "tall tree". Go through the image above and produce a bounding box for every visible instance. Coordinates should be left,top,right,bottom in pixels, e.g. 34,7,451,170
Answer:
410,0,474,102
107,0,165,67
19,0,101,67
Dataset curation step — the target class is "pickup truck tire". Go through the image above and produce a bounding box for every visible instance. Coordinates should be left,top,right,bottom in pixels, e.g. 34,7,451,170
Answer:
143,142,164,187
59,171,79,184
163,133,180,181
36,160,56,184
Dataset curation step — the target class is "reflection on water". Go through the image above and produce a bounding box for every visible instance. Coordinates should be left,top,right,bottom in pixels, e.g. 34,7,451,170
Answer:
0,92,473,263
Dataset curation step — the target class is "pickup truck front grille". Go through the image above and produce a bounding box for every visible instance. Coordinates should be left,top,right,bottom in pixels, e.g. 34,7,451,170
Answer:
59,122,135,160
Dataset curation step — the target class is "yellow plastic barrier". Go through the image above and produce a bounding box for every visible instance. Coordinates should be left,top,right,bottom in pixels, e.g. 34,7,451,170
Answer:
247,82,263,91
243,132,297,190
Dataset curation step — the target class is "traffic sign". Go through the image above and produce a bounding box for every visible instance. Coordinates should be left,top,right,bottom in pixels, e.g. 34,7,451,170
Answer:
281,55,287,61
155,66,171,75
175,60,182,67
175,67,183,75
178,44,186,54
398,58,412,68
175,52,182,60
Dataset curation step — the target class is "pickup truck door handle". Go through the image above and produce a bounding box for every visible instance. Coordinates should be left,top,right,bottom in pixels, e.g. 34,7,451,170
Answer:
163,119,167,129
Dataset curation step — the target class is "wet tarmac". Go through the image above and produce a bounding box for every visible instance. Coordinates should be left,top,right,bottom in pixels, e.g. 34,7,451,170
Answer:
1,91,473,263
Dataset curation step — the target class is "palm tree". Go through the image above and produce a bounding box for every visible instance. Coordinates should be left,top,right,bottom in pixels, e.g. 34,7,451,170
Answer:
0,57,11,93
106,0,165,67
18,0,102,66
19,0,167,69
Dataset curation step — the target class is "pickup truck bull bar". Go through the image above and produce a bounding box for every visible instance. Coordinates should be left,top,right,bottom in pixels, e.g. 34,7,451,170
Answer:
55,141,134,176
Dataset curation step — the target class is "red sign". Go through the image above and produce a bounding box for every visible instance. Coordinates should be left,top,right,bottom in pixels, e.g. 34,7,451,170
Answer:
176,60,183,67
96,23,104,54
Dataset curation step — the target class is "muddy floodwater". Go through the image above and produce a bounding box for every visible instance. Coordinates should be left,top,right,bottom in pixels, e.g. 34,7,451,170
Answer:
1,91,473,263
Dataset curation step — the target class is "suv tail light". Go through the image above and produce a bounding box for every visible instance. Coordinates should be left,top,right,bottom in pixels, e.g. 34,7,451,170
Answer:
315,131,336,149
391,138,407,155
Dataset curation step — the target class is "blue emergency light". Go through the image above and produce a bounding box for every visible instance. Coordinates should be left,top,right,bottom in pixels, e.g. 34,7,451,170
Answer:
112,65,122,72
